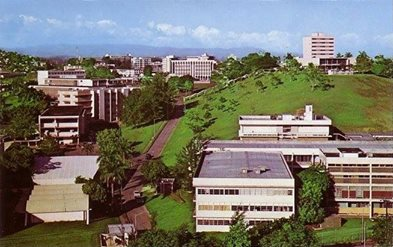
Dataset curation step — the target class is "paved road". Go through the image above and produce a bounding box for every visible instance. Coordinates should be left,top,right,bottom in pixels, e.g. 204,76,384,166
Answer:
119,97,184,231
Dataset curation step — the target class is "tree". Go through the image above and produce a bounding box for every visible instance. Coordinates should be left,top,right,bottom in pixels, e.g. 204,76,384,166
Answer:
0,143,34,172
259,219,320,247
336,53,343,58
96,129,131,198
130,229,178,247
225,212,251,247
173,136,203,190
6,110,36,140
82,178,108,203
141,159,170,186
298,164,330,224
304,63,332,91
82,142,94,155
371,55,393,78
249,218,289,247
255,80,267,92
38,135,62,156
355,51,373,73
344,52,353,58
143,65,153,77
372,217,393,247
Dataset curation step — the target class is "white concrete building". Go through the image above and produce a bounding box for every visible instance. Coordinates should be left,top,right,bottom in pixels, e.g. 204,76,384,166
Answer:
194,151,295,232
166,54,217,82
239,105,332,141
38,106,87,144
205,140,393,218
37,69,86,85
25,155,99,225
303,32,335,60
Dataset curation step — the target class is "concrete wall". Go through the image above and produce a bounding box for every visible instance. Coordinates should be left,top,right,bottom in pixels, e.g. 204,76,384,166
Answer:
30,211,86,223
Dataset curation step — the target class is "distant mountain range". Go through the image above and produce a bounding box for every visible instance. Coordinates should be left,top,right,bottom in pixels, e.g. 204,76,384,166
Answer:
4,44,290,59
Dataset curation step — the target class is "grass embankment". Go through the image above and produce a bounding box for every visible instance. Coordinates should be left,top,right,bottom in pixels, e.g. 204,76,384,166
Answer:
121,121,166,154
162,74,393,165
0,217,119,247
316,218,374,245
143,186,194,231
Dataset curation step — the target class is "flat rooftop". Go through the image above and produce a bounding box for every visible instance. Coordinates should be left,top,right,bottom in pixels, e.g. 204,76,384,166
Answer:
206,140,393,153
41,106,84,117
33,156,99,185
198,151,292,179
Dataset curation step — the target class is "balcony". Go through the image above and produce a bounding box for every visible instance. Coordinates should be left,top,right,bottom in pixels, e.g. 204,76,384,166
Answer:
333,178,370,184
57,122,79,128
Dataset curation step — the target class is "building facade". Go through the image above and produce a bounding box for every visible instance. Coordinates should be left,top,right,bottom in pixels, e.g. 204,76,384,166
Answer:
194,151,295,232
303,32,335,60
165,54,217,82
38,106,87,144
204,140,393,220
239,105,332,141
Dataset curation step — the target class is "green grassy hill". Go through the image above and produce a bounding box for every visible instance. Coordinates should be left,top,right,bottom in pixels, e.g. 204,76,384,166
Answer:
162,74,393,165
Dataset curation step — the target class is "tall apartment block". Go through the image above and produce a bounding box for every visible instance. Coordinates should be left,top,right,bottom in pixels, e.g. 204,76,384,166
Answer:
163,54,217,82
238,105,332,141
303,32,335,59
194,151,295,232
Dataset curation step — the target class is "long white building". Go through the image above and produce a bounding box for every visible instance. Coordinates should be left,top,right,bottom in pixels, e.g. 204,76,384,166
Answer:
239,105,332,141
193,151,295,232
204,140,393,220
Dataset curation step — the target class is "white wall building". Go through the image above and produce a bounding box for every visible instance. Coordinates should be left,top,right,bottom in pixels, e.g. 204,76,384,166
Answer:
205,140,393,218
194,151,295,232
303,32,335,60
239,105,332,141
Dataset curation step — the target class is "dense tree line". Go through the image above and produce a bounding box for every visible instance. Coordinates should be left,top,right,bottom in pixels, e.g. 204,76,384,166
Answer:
121,73,177,126
0,49,44,73
66,57,117,79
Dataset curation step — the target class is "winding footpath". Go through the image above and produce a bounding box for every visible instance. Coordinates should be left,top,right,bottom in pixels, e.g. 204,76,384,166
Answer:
119,97,184,231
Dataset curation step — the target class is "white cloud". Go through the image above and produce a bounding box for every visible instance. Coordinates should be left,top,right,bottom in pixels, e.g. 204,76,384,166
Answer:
46,18,63,26
266,30,291,49
19,15,40,24
374,33,393,49
191,25,221,44
147,21,155,29
339,32,365,46
96,19,117,29
154,23,186,36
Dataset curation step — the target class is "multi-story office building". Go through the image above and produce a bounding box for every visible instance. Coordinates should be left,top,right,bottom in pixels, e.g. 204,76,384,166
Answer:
238,105,332,141
57,87,132,122
204,140,393,220
37,68,86,85
132,57,152,70
194,150,295,232
165,54,217,82
303,32,335,60
38,106,87,144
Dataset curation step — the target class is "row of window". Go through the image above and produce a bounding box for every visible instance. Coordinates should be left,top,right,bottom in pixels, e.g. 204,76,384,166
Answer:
197,219,270,226
197,188,293,196
198,204,293,212
329,164,393,167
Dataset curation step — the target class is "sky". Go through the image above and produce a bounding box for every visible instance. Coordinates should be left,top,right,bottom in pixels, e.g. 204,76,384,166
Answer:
0,0,392,56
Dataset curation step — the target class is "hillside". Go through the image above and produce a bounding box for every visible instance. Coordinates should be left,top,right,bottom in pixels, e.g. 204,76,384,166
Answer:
161,74,393,165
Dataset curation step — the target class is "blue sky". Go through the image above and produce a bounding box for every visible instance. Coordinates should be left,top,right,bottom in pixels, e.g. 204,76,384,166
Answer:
0,0,392,56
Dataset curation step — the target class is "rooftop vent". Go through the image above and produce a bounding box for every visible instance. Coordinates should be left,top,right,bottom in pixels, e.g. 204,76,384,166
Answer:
241,167,249,174
255,166,268,174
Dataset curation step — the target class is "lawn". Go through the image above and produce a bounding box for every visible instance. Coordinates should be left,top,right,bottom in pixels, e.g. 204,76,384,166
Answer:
316,218,375,245
121,120,166,154
145,189,194,231
162,74,393,165
0,217,119,247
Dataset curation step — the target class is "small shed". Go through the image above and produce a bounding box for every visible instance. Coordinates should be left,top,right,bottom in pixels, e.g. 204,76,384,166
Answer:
159,178,175,195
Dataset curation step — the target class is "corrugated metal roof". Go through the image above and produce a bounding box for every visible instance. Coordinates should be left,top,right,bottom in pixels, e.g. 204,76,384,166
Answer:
26,184,88,213
33,156,99,185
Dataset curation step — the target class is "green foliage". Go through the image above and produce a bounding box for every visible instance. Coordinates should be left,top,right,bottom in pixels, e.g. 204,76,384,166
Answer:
38,136,62,156
121,73,177,126
96,128,131,197
355,51,373,73
0,49,43,73
173,136,203,190
304,63,332,91
143,65,153,77
168,75,194,92
259,219,320,247
371,217,393,247
85,67,115,79
225,212,251,247
371,55,393,78
130,227,223,247
248,218,289,246
75,175,89,184
81,178,108,203
185,108,214,135
211,57,246,86
0,143,34,172
141,159,170,185
298,164,330,224
241,52,279,74
6,109,36,139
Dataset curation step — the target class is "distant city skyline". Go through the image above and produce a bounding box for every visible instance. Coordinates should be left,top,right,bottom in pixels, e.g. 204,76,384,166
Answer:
0,0,392,56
